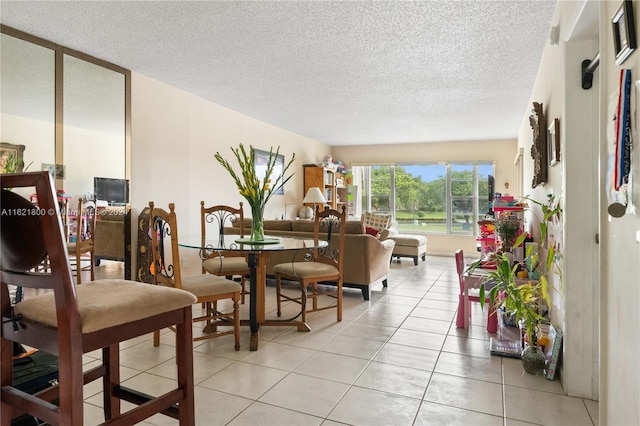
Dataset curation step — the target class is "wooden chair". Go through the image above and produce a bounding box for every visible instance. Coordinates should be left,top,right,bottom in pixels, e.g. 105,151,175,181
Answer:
455,249,498,333
66,197,96,284
150,201,242,350
200,201,250,303
274,206,346,323
0,171,197,425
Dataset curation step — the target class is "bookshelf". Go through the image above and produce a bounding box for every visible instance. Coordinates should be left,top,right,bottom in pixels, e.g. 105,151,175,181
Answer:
303,164,345,211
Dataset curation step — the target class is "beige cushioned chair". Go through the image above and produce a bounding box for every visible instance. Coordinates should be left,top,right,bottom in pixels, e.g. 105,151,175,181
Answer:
150,201,242,350
273,206,346,323
1,171,197,425
200,201,250,303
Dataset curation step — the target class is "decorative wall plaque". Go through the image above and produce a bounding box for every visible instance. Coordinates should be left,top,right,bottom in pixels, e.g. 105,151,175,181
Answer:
529,102,548,188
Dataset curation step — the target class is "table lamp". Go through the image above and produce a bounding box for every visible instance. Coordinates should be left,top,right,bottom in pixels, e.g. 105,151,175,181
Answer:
302,187,327,217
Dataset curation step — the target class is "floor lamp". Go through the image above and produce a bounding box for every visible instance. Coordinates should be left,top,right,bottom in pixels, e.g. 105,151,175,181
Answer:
302,187,327,218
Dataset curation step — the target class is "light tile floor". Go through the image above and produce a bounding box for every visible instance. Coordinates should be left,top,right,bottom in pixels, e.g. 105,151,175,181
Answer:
85,256,598,425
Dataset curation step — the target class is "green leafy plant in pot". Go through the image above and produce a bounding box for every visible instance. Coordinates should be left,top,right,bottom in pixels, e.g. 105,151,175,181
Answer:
471,247,550,374
494,215,521,253
469,194,562,374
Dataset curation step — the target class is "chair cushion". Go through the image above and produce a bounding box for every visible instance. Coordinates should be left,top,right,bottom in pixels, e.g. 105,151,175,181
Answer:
273,262,339,279
13,279,197,334
180,274,242,298
202,257,249,275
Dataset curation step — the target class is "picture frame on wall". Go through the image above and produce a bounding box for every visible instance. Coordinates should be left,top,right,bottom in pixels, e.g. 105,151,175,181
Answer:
0,142,26,174
253,148,285,195
548,118,560,167
612,0,637,66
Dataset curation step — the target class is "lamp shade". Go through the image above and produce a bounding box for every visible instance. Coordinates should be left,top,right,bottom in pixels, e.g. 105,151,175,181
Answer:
303,187,327,204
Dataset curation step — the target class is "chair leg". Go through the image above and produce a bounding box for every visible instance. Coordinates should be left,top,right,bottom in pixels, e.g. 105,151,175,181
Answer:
233,292,240,351
176,306,195,425
456,294,466,328
337,280,343,322
90,253,95,281
103,344,121,421
311,282,319,311
153,329,161,347
275,274,282,317
487,304,498,333
76,252,82,284
300,282,308,324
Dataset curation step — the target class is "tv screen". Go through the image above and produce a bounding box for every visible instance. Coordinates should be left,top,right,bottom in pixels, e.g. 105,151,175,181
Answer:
94,177,129,206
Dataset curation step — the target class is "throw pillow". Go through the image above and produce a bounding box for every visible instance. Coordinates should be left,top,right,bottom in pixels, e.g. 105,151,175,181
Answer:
361,212,391,233
365,226,380,237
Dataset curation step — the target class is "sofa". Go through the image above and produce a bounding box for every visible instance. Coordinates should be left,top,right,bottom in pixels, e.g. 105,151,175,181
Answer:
226,219,396,300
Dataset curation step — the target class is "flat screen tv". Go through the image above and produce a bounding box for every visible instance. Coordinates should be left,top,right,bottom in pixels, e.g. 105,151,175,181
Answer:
94,177,129,206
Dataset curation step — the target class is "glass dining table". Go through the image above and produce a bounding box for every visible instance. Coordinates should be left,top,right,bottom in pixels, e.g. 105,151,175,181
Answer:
179,234,328,351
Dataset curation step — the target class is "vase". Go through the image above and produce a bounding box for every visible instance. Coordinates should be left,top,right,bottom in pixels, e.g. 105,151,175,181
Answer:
249,204,265,242
521,345,546,374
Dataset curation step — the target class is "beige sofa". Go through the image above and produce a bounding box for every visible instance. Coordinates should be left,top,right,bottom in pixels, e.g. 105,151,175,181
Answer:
226,219,396,300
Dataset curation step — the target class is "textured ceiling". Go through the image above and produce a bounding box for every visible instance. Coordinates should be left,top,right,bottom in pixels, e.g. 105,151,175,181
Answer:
0,0,556,146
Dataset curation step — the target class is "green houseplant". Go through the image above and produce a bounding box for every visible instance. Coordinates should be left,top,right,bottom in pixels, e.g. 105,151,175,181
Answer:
469,194,561,374
494,215,521,253
472,251,550,374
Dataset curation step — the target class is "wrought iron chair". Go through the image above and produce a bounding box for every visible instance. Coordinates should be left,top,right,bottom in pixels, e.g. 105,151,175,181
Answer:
200,202,251,303
273,206,346,323
150,201,242,349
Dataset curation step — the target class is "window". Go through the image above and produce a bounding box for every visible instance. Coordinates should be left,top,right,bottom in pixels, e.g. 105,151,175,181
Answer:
352,162,494,235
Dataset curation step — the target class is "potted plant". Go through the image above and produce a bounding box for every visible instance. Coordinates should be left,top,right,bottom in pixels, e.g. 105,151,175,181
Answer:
494,215,521,253
469,194,561,374
472,251,550,374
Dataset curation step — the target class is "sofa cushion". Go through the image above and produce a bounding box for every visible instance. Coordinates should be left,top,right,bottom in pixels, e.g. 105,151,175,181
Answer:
233,219,293,231
344,221,365,234
263,220,293,231
291,220,315,232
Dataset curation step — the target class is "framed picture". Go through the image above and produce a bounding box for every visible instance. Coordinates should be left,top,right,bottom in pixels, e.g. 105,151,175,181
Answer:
548,118,560,167
253,148,285,195
0,142,26,174
612,0,637,66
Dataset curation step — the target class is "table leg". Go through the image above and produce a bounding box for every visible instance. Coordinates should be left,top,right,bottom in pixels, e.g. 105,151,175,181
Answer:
248,252,267,351
246,251,310,350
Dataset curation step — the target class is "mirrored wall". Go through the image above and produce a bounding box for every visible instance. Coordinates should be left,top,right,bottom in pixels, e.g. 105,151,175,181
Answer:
1,26,132,278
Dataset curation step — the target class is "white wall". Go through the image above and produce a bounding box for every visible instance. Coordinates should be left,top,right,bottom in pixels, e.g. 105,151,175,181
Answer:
333,139,518,255
598,1,640,423
1,112,55,168
64,124,125,198
130,73,332,273
520,0,640,423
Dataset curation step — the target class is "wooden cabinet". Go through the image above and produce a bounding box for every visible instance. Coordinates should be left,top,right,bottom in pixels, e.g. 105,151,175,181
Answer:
303,164,346,211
